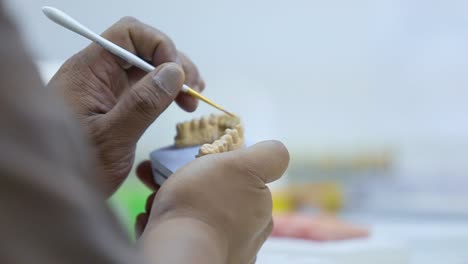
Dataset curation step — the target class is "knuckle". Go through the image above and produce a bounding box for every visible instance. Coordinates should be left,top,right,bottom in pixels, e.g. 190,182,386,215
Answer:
118,16,139,25
130,87,161,120
258,218,274,244
231,154,264,182
265,218,274,235
199,79,206,91
161,34,176,49
108,17,142,39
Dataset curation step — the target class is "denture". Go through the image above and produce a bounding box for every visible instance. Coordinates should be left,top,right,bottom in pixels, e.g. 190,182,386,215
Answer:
174,114,244,157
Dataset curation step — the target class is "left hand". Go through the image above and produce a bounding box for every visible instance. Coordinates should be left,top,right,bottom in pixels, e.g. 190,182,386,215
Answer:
133,161,159,238
47,17,205,196
135,141,290,263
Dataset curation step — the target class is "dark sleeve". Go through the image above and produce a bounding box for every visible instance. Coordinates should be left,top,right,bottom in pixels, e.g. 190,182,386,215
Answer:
0,5,142,264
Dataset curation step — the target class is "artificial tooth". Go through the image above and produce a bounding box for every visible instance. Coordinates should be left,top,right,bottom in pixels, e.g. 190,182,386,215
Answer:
209,114,218,125
222,134,234,150
199,116,209,129
234,124,243,137
190,118,199,130
213,140,224,152
229,129,239,144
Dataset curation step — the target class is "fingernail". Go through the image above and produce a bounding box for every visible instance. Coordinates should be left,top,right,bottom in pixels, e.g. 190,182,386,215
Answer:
153,63,183,96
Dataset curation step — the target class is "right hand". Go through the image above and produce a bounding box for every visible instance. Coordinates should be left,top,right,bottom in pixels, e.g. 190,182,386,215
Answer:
137,141,289,264
48,17,205,196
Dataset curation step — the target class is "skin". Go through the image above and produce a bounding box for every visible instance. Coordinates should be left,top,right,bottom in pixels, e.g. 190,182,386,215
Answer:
136,141,289,264
45,15,291,264
48,17,205,195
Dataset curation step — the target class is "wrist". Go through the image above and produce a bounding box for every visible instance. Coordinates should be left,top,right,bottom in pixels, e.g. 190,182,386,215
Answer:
139,217,228,264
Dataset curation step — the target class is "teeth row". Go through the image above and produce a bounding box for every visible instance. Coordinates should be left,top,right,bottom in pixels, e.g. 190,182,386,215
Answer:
176,114,217,135
197,128,244,157
175,114,220,147
175,114,242,149
218,115,238,124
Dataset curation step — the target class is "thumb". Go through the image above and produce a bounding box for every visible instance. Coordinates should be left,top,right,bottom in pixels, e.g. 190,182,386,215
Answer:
107,62,185,141
224,140,290,184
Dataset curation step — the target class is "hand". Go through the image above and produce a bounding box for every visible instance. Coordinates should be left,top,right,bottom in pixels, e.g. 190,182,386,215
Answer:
47,17,205,196
136,141,290,264
134,160,159,239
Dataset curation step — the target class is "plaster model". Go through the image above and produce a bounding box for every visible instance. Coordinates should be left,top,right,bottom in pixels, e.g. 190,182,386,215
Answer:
174,114,244,156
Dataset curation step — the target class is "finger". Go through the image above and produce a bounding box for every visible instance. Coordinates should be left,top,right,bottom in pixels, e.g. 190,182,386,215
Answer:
136,160,160,191
77,17,179,97
87,17,178,69
199,77,206,92
175,93,198,112
135,212,149,239
175,52,205,112
145,192,157,213
179,52,203,90
229,140,290,184
106,63,185,142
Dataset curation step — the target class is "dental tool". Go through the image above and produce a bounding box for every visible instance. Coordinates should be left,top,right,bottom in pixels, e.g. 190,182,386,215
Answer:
42,6,235,117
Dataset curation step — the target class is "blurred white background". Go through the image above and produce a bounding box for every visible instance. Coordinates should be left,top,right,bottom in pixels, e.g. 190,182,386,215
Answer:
5,0,468,179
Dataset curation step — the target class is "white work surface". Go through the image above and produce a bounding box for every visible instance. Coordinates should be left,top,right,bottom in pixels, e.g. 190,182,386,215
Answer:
257,237,408,264
257,216,468,264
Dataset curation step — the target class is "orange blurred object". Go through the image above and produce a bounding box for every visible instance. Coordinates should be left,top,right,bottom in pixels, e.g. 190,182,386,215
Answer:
271,213,370,241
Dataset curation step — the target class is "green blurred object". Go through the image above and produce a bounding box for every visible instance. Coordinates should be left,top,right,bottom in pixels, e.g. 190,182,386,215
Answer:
110,177,152,240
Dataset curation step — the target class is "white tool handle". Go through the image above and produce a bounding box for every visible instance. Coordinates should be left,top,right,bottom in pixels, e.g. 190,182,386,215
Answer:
42,6,190,92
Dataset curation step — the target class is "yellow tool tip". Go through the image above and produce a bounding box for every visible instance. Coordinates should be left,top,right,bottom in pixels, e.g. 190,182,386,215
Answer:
185,87,236,117
223,110,237,118
212,106,237,118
